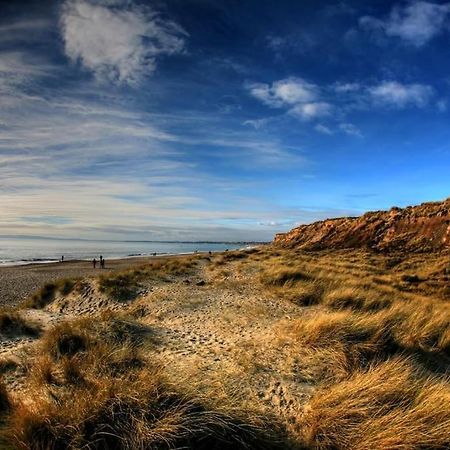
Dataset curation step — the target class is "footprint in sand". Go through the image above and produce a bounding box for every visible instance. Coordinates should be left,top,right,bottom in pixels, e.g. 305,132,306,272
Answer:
264,380,297,419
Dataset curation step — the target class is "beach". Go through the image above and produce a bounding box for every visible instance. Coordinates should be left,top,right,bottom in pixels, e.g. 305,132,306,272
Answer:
0,254,193,307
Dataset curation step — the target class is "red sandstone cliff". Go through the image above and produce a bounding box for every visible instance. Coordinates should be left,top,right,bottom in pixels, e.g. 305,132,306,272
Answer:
274,198,450,252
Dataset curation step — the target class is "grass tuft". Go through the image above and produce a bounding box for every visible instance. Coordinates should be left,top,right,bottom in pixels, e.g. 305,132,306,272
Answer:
98,272,139,301
302,358,450,450
0,309,40,337
22,279,76,309
261,268,311,287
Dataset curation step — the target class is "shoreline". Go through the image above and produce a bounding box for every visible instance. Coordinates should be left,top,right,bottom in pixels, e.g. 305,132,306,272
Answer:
0,252,208,308
0,251,207,268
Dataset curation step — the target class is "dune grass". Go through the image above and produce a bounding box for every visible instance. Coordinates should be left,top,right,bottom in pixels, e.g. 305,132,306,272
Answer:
323,287,392,312
5,314,285,450
302,358,450,450
4,247,449,449
0,309,40,337
22,279,76,309
261,267,311,287
98,271,141,301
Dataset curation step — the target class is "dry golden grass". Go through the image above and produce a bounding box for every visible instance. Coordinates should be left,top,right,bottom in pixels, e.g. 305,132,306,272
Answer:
261,267,312,287
323,287,392,312
0,309,40,337
2,247,449,449
5,315,285,450
96,257,201,299
301,358,450,450
281,301,449,378
22,279,76,309
98,271,141,301
269,280,325,306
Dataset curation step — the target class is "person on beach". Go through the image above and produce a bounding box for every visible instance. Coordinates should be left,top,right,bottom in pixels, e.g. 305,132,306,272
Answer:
101,257,105,269
92,258,97,269
61,255,64,262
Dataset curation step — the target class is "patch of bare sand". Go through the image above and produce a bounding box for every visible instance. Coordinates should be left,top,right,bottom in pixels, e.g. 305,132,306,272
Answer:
132,266,316,425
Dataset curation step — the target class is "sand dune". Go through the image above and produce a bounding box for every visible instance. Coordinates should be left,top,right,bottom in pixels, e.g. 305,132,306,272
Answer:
0,248,448,448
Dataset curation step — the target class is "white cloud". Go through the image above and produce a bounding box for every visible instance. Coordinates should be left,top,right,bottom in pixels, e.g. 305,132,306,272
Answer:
247,75,437,131
360,1,450,46
437,99,448,112
247,77,331,123
242,118,270,129
369,81,434,108
315,124,334,135
333,82,361,93
289,102,332,121
60,0,187,85
339,122,362,137
247,77,318,108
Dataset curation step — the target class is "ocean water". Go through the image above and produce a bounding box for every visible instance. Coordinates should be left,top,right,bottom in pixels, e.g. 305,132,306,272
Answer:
0,238,252,266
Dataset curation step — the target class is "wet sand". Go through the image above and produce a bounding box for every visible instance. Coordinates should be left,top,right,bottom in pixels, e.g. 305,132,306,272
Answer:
0,254,193,307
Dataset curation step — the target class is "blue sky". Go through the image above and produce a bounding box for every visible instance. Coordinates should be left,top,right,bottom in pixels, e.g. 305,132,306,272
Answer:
0,0,449,241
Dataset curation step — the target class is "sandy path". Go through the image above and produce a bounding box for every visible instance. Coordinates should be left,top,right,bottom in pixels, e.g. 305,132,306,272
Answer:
138,270,316,420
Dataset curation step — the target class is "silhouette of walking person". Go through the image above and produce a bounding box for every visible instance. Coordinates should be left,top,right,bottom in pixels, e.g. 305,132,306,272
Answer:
100,256,105,269
93,258,97,269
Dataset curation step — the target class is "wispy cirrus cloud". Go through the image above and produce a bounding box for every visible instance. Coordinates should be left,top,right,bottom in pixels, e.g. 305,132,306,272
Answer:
0,18,52,42
2,0,449,242
315,122,362,137
332,82,361,93
0,40,309,241
359,1,450,47
332,79,436,110
60,0,187,85
0,51,58,94
314,123,334,135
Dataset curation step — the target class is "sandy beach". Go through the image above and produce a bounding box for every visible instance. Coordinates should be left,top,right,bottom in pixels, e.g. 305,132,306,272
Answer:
0,254,194,307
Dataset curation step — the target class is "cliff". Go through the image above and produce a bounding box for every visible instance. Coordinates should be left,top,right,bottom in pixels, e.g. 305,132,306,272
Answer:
274,198,450,252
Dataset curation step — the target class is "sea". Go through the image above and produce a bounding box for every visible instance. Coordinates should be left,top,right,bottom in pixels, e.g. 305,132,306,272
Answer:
0,237,258,266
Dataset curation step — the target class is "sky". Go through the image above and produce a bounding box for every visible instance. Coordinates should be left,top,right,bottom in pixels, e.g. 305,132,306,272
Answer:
0,0,449,242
